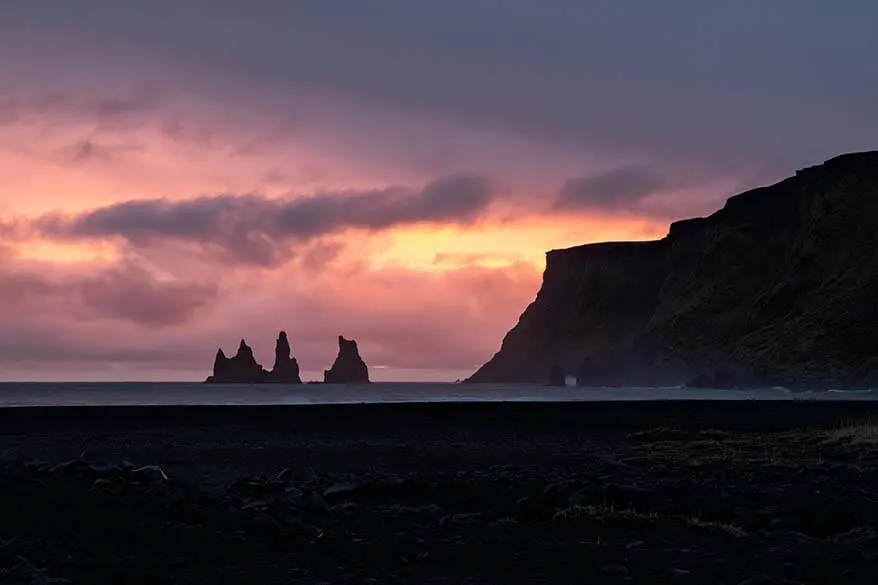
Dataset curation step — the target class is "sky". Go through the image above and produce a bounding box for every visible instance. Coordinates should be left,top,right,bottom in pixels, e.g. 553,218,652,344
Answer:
0,1,876,381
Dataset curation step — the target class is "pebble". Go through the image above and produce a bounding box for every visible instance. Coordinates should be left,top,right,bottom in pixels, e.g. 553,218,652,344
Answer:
323,481,360,499
737,576,776,585
131,465,168,483
514,496,549,522
0,447,21,463
91,478,114,490
601,564,630,575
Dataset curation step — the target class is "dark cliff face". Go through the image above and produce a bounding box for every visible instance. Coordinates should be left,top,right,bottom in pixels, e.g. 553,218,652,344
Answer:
469,151,878,389
469,240,669,384
324,336,370,383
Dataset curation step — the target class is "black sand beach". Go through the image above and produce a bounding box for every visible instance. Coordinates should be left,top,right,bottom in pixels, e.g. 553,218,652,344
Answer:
1,401,877,584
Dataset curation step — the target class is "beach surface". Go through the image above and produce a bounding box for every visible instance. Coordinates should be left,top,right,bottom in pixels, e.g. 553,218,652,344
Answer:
1,401,877,584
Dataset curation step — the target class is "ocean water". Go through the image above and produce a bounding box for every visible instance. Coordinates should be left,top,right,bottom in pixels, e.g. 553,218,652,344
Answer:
0,382,876,407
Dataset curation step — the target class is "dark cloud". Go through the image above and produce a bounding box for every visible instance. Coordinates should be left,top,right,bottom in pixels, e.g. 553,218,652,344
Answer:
0,272,62,305
77,263,218,327
59,139,142,164
159,118,219,149
90,94,159,120
0,91,158,128
69,140,100,162
3,1,875,172
0,253,219,374
298,241,346,272
0,257,217,328
554,166,667,211
0,329,194,366
25,174,495,266
271,174,492,237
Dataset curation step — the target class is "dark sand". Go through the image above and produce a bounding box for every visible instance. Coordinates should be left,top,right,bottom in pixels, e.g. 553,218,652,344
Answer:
1,401,877,584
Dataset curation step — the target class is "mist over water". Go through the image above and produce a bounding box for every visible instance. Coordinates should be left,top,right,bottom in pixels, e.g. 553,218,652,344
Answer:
0,382,876,407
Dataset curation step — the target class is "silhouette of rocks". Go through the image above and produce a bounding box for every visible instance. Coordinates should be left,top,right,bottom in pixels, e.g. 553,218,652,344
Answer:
268,331,302,384
324,336,370,383
205,339,269,383
205,332,304,384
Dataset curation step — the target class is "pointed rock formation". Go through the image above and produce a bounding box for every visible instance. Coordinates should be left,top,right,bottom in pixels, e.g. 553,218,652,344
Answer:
268,331,302,384
323,336,370,383
205,339,269,383
210,349,229,381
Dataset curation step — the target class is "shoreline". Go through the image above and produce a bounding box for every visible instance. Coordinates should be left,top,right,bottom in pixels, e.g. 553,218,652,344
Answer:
3,399,878,432
0,380,876,411
3,400,878,583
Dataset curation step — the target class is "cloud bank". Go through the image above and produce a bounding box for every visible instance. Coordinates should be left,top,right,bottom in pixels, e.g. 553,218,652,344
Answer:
11,174,494,266
555,166,668,211
0,1,875,380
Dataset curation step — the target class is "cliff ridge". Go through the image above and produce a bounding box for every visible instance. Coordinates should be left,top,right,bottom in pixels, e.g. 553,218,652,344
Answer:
468,151,878,389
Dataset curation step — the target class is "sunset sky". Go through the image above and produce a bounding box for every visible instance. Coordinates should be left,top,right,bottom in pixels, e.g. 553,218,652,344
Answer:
1,2,876,381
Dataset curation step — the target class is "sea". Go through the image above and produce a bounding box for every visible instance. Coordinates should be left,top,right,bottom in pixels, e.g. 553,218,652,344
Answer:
0,382,876,407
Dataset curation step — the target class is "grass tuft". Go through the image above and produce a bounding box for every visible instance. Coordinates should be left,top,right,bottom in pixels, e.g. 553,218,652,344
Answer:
824,419,878,446
552,505,747,537
552,504,658,521
685,516,748,537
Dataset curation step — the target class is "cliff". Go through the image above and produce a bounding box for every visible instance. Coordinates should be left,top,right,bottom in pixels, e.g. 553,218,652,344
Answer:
468,151,878,389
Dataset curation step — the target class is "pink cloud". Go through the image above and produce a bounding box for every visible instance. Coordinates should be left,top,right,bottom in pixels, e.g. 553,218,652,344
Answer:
0,244,540,380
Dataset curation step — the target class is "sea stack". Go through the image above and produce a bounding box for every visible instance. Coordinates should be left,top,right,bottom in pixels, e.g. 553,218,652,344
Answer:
205,332,304,384
323,336,370,383
268,331,302,384
205,339,269,383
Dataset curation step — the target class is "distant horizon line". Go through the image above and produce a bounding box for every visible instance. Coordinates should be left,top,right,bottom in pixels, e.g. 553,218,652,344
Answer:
0,369,479,384
0,380,479,385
